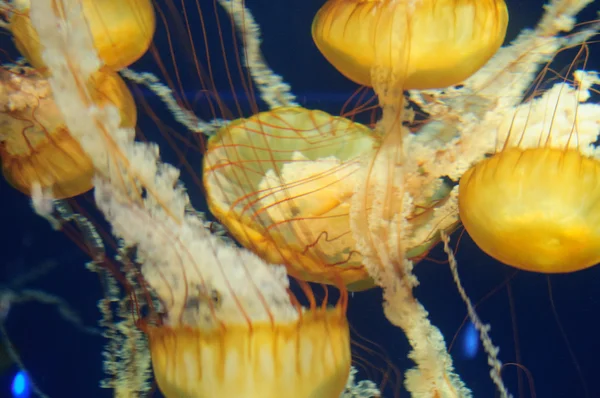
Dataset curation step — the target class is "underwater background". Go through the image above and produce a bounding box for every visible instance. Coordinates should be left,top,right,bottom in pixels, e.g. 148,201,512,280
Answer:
0,0,599,397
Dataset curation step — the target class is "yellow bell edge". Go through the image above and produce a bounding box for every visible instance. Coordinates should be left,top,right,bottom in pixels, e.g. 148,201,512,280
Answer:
147,307,351,398
1,127,95,199
459,147,600,273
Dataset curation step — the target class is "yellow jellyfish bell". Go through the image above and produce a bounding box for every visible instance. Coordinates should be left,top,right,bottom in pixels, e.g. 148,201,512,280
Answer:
146,306,350,398
9,0,155,72
0,67,137,198
204,107,376,290
458,66,600,275
311,0,508,89
203,107,459,290
459,147,600,273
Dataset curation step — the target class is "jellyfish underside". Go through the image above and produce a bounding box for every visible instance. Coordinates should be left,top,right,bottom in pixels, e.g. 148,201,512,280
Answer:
203,107,458,291
459,146,600,273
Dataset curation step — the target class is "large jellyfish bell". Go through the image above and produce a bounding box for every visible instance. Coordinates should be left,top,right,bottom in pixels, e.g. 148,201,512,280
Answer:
203,106,458,291
204,107,377,290
460,147,600,272
459,70,600,273
311,0,508,90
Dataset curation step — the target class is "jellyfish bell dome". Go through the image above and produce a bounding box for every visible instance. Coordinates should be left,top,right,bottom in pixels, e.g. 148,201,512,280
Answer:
458,70,600,274
0,67,137,198
147,307,351,398
203,106,460,291
9,0,155,73
459,146,600,273
311,0,508,89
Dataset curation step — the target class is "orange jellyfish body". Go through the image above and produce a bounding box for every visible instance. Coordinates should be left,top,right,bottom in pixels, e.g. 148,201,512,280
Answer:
203,107,458,290
147,308,351,398
0,68,137,198
312,0,508,89
9,0,155,72
203,107,377,290
459,147,600,273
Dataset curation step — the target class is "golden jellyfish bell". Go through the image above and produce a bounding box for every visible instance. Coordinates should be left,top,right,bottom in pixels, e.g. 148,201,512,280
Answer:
129,216,351,397
203,107,459,290
311,0,508,89
459,147,600,273
9,0,155,72
0,67,137,198
147,307,351,398
204,107,376,290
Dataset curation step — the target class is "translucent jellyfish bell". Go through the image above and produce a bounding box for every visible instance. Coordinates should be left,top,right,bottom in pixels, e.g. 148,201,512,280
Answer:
0,67,137,198
311,0,508,89
203,107,458,290
9,0,155,72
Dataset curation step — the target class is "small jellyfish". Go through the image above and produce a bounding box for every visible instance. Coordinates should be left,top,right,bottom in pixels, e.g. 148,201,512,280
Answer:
0,67,137,198
9,0,155,72
311,0,508,90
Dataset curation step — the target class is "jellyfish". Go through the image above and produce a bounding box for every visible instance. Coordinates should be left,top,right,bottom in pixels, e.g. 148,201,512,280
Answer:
203,106,458,290
311,0,512,395
8,0,155,73
0,66,137,198
203,107,377,290
458,70,600,273
139,240,352,398
311,0,508,90
26,2,353,397
96,180,353,397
